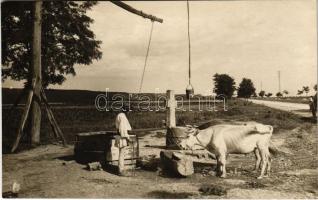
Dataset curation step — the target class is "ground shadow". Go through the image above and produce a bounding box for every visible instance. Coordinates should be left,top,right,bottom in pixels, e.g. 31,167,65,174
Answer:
199,184,228,196
138,157,160,171
144,145,166,149
147,190,194,198
300,116,317,123
55,155,74,161
2,191,18,198
102,164,119,175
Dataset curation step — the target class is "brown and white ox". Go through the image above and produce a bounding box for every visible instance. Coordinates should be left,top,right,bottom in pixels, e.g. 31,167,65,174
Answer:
180,123,273,179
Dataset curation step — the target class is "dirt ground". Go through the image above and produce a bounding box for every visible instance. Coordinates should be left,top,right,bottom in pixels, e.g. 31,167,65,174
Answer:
2,123,318,198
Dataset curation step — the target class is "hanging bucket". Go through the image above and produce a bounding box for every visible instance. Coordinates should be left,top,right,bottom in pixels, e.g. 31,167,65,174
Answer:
186,85,194,99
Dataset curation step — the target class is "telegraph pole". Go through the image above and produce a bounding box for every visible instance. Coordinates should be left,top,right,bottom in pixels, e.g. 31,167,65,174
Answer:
278,71,281,93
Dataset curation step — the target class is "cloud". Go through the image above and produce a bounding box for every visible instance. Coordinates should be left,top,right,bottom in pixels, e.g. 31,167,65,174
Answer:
3,0,317,96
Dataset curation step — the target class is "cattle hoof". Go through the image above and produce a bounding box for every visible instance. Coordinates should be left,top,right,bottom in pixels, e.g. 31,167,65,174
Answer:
257,176,263,179
220,174,226,178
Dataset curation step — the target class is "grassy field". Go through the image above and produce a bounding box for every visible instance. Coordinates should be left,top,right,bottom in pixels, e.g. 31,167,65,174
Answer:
2,97,313,153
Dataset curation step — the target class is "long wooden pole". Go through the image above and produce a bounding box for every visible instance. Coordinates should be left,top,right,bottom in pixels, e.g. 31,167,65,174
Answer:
187,0,191,86
30,0,42,145
111,1,163,23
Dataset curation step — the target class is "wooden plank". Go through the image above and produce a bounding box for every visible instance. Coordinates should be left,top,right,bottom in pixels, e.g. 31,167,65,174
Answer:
164,149,217,164
76,128,164,137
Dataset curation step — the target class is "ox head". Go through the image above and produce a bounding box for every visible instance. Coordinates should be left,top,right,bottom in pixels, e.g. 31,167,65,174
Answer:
179,126,202,150
180,133,197,150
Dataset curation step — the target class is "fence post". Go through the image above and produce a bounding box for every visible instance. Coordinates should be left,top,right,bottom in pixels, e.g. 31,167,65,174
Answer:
166,90,176,128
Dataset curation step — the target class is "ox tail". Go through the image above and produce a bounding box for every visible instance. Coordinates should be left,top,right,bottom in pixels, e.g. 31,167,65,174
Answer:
269,144,279,156
268,125,274,135
267,125,277,156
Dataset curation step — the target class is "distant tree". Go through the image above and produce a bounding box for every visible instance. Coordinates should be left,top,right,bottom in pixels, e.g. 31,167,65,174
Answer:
2,1,102,150
213,73,236,99
314,84,317,92
303,86,310,96
258,90,266,98
252,92,257,98
282,90,289,96
276,92,283,97
265,93,273,98
297,90,304,96
237,78,256,98
2,1,102,87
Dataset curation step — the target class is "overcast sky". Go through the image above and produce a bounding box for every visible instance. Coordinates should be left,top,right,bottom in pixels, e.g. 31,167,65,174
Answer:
3,0,317,95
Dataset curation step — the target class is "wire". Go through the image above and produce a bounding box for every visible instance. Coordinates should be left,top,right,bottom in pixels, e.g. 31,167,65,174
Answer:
187,0,191,86
139,21,154,93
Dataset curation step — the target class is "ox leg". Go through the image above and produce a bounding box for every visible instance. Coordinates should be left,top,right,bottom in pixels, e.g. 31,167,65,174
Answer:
265,154,272,176
253,148,261,172
215,155,221,176
219,154,227,178
257,148,268,179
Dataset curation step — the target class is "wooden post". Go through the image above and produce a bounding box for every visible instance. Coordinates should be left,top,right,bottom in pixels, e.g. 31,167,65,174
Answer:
30,0,42,145
118,145,126,175
166,90,176,128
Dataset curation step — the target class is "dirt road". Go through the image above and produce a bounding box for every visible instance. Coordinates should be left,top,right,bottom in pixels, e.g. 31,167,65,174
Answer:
249,99,311,117
2,126,317,198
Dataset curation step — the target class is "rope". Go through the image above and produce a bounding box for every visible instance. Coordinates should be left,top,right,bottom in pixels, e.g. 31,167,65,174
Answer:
139,21,154,93
187,0,191,86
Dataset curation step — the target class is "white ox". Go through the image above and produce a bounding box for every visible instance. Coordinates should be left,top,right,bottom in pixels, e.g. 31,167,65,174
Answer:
180,122,273,179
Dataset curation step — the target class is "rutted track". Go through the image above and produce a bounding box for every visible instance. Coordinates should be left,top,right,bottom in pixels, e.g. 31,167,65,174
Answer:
248,99,311,117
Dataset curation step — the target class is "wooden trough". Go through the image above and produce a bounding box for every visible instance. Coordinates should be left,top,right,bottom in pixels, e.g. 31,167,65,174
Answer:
74,131,139,169
166,126,197,150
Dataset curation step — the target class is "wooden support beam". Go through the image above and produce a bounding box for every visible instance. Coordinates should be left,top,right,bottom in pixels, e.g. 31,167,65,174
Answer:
41,89,67,146
111,1,163,23
5,87,28,129
11,89,34,152
166,90,176,128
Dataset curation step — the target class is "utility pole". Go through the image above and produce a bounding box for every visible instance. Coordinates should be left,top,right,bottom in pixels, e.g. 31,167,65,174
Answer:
278,71,281,93
260,81,263,91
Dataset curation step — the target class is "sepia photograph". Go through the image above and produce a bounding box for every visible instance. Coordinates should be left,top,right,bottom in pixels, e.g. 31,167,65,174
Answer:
1,0,317,198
